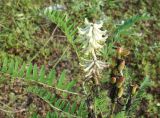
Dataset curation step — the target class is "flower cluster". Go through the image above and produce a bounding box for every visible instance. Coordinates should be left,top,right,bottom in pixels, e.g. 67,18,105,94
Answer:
78,19,108,80
78,19,108,55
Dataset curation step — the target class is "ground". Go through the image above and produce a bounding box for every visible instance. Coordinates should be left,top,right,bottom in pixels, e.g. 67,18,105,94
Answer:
0,0,159,118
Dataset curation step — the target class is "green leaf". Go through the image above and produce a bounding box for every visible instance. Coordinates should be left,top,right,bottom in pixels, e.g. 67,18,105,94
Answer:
53,112,58,118
59,101,66,110
140,76,150,90
71,102,77,114
43,10,77,44
31,113,40,118
19,63,26,77
1,57,8,72
47,69,56,86
8,59,14,74
64,102,70,112
115,111,126,118
77,102,87,117
26,64,33,79
54,99,61,107
33,64,38,80
63,80,76,97
57,70,66,88
49,95,57,104
46,112,57,118
114,13,150,42
66,80,76,91
13,60,19,77
39,65,45,82
44,92,51,101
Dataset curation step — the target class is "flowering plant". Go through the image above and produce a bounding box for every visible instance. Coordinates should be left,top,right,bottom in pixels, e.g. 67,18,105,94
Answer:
78,19,110,117
78,19,108,81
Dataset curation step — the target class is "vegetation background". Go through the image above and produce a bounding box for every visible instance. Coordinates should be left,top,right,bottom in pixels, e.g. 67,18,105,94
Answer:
0,0,159,118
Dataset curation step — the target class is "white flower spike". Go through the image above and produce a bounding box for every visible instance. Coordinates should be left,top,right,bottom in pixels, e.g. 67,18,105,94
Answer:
79,18,109,81
78,18,108,55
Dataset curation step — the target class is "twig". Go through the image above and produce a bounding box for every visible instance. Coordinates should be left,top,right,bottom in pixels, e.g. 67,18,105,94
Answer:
0,101,13,110
53,46,69,68
30,26,58,62
29,79,84,96
54,35,66,38
0,107,26,113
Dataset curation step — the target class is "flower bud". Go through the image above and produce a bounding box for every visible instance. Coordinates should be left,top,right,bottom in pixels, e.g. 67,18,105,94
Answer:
122,49,130,56
117,47,123,54
116,82,123,88
118,60,125,72
116,77,125,88
111,77,116,84
117,47,123,57
118,87,124,98
131,84,138,95
117,47,130,57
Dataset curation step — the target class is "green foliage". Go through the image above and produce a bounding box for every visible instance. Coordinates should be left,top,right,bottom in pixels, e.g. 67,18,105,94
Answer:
113,13,150,43
0,58,57,87
115,111,126,118
43,10,77,44
46,112,58,118
43,9,80,58
28,86,87,118
0,58,87,118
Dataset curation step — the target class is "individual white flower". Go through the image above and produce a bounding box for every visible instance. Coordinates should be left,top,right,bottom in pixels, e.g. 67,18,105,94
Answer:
78,18,108,55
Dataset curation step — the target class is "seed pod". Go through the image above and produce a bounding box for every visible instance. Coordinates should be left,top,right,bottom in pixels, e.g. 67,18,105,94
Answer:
117,47,123,54
131,84,138,95
122,49,130,56
117,47,123,58
116,77,125,88
117,47,130,57
118,87,124,98
111,77,116,84
116,82,123,88
118,60,125,72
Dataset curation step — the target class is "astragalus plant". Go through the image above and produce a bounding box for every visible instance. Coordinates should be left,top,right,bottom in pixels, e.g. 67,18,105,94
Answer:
78,18,109,118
